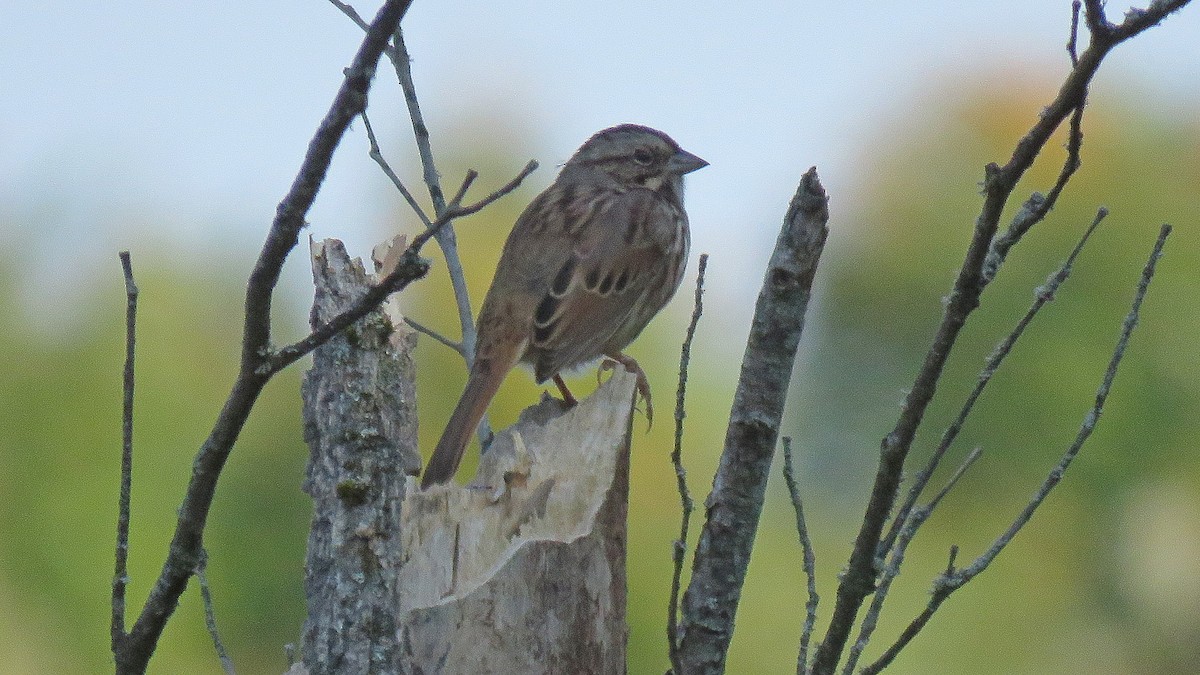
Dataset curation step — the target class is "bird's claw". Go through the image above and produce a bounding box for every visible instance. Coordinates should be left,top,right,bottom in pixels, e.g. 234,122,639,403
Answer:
601,353,653,430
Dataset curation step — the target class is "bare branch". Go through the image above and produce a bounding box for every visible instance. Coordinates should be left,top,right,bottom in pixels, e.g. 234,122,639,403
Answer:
861,223,1172,675
404,316,464,355
844,447,982,674
446,169,477,208
926,448,983,515
676,168,829,672
361,110,432,228
393,29,447,215
882,207,1109,559
327,0,373,36
112,3,413,671
668,253,708,674
1068,0,1083,65
1082,0,1110,37
962,224,1169,578
195,550,235,675
331,5,506,446
782,437,819,675
984,99,1087,284
111,251,138,651
391,29,481,366
1109,0,1191,40
984,0,1103,284
809,5,1190,670
269,160,537,373
440,161,539,221
860,207,1108,663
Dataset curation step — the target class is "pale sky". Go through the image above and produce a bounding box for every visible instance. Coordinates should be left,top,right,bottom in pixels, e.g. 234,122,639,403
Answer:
2,1,1198,337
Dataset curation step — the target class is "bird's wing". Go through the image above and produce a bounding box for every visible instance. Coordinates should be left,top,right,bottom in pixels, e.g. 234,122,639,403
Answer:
524,186,677,382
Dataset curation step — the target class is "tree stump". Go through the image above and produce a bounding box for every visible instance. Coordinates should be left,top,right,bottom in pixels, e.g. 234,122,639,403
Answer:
301,238,634,674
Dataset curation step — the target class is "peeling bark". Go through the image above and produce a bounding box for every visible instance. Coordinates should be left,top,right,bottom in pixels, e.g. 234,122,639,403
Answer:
397,373,635,674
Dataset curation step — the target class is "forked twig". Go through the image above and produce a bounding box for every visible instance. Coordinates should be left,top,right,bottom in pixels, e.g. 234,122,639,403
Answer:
112,5,414,671
330,3,510,445
861,223,1171,675
391,28,482,371
810,5,1189,669
844,447,982,674
270,161,537,373
881,207,1109,560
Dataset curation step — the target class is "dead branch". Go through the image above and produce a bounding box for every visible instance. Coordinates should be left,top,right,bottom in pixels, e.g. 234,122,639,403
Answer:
110,3,413,671
809,5,1191,671
675,168,829,672
860,223,1172,674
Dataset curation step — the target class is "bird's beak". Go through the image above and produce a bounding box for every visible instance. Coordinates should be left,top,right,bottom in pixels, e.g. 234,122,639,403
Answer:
669,149,709,175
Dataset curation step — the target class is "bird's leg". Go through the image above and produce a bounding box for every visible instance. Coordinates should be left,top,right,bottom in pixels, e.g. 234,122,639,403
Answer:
552,373,578,406
601,352,653,429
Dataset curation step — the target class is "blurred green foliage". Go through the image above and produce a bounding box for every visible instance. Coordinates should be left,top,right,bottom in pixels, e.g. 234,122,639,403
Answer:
1,76,1196,674
0,253,311,673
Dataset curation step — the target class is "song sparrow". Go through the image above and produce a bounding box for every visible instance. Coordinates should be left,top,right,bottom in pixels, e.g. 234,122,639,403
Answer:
421,124,707,488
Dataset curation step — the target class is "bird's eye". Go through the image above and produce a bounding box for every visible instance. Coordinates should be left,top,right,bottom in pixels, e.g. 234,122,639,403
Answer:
632,148,654,166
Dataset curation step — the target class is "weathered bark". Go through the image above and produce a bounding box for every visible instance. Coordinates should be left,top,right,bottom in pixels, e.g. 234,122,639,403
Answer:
299,237,633,674
301,238,422,674
676,168,829,673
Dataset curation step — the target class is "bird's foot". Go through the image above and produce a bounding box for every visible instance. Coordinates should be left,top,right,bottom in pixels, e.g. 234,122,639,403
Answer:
600,353,653,430
552,373,578,407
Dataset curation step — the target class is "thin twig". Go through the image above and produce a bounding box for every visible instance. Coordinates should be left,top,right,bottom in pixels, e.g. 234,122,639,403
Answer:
966,226,1168,571
859,544,959,675
782,437,819,675
983,0,1093,286
447,169,476,207
112,4,413,671
881,207,1108,559
331,12,501,445
843,447,982,674
394,29,446,215
328,0,373,36
404,316,464,355
391,29,481,373
924,448,982,516
270,161,536,373
361,111,432,228
984,99,1087,284
808,6,1190,670
1068,0,1082,65
111,251,138,650
196,550,235,675
861,223,1171,675
667,253,707,674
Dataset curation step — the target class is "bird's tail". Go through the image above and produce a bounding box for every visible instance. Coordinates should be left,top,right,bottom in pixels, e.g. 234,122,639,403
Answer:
421,356,512,488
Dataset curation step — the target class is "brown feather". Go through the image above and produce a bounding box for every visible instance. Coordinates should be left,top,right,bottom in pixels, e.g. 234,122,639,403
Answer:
420,124,705,487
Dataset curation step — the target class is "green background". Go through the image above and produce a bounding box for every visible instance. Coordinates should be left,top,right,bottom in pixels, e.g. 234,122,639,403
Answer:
2,78,1197,674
